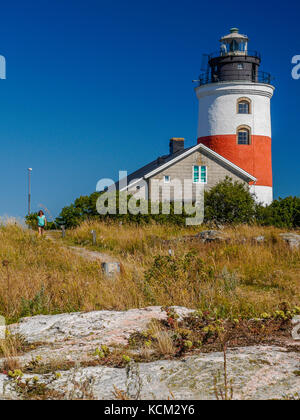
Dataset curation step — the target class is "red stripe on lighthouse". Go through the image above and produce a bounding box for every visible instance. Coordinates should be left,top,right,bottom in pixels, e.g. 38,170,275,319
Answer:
197,135,272,187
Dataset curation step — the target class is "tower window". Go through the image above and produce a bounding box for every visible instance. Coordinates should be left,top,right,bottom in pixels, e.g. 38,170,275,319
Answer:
237,127,250,145
237,98,251,114
238,101,249,113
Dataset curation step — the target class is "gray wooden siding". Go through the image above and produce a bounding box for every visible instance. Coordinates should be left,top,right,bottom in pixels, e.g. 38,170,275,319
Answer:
147,149,249,202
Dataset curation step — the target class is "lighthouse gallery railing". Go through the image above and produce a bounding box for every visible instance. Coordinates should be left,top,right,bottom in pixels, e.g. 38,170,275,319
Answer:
197,70,273,87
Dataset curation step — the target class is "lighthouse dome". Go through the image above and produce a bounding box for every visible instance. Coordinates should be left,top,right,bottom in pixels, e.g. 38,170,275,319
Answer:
220,28,249,42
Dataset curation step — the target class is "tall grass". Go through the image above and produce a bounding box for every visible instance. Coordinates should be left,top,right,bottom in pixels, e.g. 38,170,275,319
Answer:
0,221,299,323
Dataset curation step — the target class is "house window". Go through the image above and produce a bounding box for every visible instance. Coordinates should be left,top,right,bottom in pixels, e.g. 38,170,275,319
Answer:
237,127,250,145
193,166,207,183
237,98,251,114
164,175,170,183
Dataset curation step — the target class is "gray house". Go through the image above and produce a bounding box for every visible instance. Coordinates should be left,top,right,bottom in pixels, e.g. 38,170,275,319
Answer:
116,138,256,202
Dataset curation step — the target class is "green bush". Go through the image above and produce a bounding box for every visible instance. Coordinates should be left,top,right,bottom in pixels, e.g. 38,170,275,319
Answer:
55,179,299,229
25,213,57,230
204,177,256,224
55,191,190,228
256,196,300,229
25,213,39,230
55,192,101,228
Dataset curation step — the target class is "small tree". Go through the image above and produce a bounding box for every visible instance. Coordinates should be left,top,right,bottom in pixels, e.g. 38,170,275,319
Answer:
204,177,256,224
25,213,38,230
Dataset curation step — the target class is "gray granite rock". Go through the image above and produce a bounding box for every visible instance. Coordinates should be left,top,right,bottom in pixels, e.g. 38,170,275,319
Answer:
2,345,299,400
253,235,265,243
279,233,300,249
197,230,227,243
6,307,194,368
2,308,300,400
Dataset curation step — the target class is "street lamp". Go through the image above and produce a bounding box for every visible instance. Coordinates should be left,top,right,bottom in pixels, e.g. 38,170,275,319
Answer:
28,168,32,215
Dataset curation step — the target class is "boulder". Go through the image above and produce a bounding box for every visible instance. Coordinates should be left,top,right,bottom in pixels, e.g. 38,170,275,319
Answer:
197,230,227,243
279,233,300,249
253,235,265,243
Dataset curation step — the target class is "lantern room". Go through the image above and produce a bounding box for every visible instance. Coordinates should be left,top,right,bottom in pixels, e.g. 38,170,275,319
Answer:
220,28,248,56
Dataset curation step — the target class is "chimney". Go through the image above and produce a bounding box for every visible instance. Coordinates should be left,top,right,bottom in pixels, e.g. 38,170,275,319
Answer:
169,138,185,155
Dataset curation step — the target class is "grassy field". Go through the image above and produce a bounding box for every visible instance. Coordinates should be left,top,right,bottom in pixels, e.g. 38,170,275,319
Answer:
0,220,299,323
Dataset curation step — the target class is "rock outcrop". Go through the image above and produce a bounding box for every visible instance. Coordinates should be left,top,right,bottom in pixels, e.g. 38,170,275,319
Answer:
6,307,193,367
279,233,300,249
1,307,300,400
1,345,300,400
197,230,227,243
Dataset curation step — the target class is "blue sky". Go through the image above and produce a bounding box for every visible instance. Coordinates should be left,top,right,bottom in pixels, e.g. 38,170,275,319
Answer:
0,0,299,219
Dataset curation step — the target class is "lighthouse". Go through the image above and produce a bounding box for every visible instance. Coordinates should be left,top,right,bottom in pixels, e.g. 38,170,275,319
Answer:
195,28,274,205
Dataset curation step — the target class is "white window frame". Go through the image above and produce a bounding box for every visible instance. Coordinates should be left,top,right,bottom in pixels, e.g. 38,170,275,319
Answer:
164,175,170,184
192,165,207,184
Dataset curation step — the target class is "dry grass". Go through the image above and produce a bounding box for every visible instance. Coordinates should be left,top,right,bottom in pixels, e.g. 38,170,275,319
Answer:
0,333,27,372
0,220,299,323
148,321,176,356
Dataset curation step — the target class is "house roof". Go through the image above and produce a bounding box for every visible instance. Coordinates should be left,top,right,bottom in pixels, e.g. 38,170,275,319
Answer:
117,143,256,191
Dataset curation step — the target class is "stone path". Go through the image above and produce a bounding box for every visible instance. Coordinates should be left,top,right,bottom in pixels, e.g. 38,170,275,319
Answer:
44,231,117,263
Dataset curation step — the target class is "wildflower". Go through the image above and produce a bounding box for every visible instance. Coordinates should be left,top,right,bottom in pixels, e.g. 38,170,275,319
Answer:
8,369,23,379
101,344,110,356
293,306,300,315
94,348,105,358
261,313,271,320
183,340,193,349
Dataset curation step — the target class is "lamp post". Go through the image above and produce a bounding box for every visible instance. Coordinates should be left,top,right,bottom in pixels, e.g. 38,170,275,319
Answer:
28,168,32,215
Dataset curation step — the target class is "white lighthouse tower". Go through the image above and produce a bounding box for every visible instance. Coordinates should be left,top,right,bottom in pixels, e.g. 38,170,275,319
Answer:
195,28,274,205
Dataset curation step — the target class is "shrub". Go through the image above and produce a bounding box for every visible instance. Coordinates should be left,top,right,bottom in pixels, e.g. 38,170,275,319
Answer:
204,177,256,224
256,196,300,229
25,213,38,230
55,179,299,229
25,213,56,230
55,192,189,228
143,252,207,305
